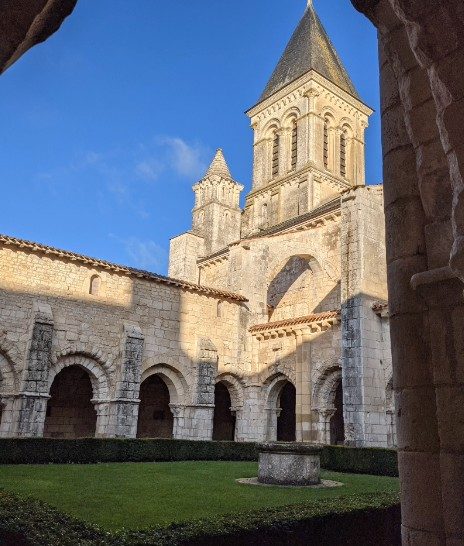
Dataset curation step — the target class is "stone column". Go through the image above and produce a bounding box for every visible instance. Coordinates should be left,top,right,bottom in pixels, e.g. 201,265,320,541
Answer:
354,118,367,185
238,384,264,442
327,125,336,173
281,127,292,174
315,408,336,445
294,329,315,442
14,302,54,437
265,407,281,441
170,403,185,439
304,88,320,168
92,401,110,438
252,138,268,189
107,324,144,438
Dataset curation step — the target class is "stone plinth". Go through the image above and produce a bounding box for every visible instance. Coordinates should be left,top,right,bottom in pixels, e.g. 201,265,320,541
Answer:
257,442,323,486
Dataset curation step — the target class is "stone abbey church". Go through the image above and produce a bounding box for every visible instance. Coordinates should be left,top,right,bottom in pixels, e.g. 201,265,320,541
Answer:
0,4,395,448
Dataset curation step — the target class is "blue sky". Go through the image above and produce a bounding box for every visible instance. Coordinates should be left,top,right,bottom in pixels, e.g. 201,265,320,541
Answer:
0,0,380,275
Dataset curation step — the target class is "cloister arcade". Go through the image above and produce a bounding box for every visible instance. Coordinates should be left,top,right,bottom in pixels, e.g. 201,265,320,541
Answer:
0,347,348,447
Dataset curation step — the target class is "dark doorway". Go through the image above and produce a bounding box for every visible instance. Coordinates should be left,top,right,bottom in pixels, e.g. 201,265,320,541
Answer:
44,365,97,438
212,382,236,441
277,381,296,441
330,380,345,445
137,375,173,438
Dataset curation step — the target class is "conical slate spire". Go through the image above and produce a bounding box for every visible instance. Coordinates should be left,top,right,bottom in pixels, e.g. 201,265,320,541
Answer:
260,3,360,102
205,149,233,179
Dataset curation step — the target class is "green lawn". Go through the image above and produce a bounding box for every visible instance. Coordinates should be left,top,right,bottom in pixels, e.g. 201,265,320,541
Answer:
0,462,399,531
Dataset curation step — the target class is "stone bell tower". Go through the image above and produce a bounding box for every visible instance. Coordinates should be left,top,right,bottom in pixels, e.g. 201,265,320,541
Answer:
168,149,243,282
242,2,373,236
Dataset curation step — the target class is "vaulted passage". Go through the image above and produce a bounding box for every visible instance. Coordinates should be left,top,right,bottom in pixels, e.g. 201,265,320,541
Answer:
212,382,236,441
137,375,173,438
44,366,97,439
277,381,296,441
330,380,345,445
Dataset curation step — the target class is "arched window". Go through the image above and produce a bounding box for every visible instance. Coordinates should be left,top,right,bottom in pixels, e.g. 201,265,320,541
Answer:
89,275,101,296
272,132,280,177
291,120,298,171
323,119,329,170
340,130,347,178
217,300,224,318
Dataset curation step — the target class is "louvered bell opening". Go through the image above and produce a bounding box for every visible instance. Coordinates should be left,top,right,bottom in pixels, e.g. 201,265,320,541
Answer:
291,123,298,171
272,133,280,177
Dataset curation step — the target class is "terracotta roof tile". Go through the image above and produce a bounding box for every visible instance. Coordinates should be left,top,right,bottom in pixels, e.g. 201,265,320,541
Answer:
249,310,340,333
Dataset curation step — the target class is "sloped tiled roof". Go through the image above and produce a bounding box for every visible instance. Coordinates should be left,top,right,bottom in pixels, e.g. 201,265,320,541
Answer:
0,234,247,302
260,4,360,102
205,149,233,179
249,310,340,333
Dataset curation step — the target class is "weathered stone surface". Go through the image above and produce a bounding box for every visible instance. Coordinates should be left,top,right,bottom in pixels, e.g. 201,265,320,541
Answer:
351,0,464,542
0,0,78,74
257,442,322,486
0,3,393,451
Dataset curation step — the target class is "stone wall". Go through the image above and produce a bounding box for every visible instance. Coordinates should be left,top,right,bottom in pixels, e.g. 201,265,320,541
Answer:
340,185,391,447
0,241,245,440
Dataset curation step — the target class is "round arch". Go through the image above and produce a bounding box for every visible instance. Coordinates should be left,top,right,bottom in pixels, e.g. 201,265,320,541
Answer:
321,109,336,126
266,253,335,321
267,244,339,284
215,373,245,409
313,365,342,410
262,118,281,139
141,363,188,405
263,373,296,442
264,373,293,410
48,353,111,401
313,365,344,445
282,107,301,128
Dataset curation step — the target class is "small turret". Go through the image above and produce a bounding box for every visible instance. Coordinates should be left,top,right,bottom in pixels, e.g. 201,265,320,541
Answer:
192,149,244,255
168,149,244,283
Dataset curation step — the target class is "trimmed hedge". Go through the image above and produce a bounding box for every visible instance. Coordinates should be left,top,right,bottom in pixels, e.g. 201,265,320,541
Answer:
0,438,398,476
0,489,401,546
0,438,258,465
321,445,398,477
